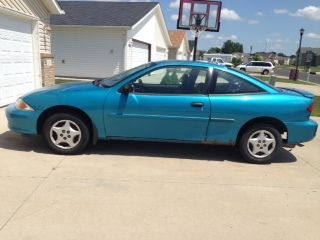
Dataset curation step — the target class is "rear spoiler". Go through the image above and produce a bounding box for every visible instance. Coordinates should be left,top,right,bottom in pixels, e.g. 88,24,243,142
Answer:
278,87,314,98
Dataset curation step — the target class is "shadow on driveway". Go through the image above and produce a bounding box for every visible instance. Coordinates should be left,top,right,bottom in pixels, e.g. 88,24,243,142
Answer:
0,131,297,164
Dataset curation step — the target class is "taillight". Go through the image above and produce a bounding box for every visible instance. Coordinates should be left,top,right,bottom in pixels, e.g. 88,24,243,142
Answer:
307,103,315,113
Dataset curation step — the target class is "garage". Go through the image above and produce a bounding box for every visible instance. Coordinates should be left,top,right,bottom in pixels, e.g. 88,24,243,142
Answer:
130,40,150,69
154,46,167,61
0,15,35,107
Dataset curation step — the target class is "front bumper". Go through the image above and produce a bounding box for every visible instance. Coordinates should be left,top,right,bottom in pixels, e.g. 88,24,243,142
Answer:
285,119,318,144
5,104,40,135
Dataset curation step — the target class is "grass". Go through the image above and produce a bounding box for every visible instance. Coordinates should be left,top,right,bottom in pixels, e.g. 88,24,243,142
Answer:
55,79,83,84
313,96,320,117
256,76,314,85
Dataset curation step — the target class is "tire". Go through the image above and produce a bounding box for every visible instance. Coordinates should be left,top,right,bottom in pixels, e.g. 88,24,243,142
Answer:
42,113,90,154
262,69,269,75
238,124,282,164
240,68,246,72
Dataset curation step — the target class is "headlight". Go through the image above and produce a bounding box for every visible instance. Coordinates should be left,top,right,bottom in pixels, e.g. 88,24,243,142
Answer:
15,98,34,111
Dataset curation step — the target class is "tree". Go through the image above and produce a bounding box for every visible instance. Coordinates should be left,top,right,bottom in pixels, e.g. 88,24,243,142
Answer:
221,40,243,54
207,47,221,53
278,52,287,57
254,54,263,61
232,57,242,67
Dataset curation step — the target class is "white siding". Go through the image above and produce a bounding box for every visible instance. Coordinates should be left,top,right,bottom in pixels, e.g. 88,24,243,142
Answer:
0,0,51,53
52,27,126,78
127,6,169,68
177,37,189,60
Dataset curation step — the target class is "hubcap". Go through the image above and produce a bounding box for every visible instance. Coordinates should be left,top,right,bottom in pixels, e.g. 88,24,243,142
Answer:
247,130,276,158
49,120,82,149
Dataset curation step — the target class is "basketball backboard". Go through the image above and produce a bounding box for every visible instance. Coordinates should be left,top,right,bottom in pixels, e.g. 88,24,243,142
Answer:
177,0,222,32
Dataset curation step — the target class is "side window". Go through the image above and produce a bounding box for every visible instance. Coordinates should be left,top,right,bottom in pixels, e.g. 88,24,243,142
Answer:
131,67,208,95
247,62,253,66
213,70,265,94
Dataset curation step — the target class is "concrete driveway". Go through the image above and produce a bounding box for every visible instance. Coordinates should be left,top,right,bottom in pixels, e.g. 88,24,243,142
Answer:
0,107,319,240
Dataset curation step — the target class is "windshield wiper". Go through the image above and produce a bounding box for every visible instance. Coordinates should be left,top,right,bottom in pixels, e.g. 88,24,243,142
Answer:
92,78,109,88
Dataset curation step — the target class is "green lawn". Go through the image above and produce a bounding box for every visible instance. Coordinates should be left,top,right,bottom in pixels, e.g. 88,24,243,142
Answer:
55,79,83,84
256,76,314,85
313,96,320,117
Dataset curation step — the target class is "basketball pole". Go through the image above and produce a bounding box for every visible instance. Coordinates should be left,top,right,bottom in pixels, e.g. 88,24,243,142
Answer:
193,33,198,61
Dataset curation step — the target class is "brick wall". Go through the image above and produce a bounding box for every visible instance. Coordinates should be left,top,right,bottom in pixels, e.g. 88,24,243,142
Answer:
41,53,55,86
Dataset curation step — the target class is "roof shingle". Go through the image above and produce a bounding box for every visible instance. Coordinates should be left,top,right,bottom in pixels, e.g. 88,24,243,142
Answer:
52,1,159,27
168,31,187,48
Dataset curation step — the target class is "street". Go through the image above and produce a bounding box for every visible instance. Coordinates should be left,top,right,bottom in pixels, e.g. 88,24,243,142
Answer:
274,69,320,85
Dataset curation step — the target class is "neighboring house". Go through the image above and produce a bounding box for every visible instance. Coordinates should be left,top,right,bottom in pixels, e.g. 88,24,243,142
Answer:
0,0,63,106
277,56,290,65
168,31,189,60
51,1,171,78
299,47,320,66
188,40,195,60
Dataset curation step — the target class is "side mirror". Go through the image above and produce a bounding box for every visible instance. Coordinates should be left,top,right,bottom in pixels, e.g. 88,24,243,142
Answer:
121,84,134,94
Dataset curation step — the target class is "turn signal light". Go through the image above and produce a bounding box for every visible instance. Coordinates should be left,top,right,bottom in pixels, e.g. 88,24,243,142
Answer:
15,98,34,111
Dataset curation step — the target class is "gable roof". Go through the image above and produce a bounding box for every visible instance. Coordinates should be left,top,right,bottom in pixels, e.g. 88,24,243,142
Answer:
51,1,158,27
168,31,187,48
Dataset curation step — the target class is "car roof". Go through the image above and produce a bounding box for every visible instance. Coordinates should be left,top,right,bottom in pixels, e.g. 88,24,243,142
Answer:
152,60,227,69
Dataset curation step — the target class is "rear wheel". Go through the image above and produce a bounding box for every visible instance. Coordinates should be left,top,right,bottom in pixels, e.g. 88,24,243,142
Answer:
238,124,282,164
42,113,90,154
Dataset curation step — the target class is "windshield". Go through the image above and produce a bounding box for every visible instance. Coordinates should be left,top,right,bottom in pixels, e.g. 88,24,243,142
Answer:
229,68,279,92
100,63,154,87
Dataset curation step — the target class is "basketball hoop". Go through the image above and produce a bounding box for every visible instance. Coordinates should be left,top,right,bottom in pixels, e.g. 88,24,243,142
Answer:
190,13,207,37
176,0,222,60
190,25,207,37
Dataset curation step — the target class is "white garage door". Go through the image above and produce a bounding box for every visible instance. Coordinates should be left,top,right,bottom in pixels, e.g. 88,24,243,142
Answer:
154,46,167,61
0,15,35,106
130,40,149,69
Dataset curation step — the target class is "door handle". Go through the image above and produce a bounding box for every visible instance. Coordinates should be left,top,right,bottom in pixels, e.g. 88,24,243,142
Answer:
191,102,204,108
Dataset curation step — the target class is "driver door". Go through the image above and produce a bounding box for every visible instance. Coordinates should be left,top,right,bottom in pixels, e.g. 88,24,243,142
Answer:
104,66,211,142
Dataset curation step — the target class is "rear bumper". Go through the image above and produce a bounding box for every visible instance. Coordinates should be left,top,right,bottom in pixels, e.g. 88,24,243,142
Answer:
285,119,318,144
5,104,39,135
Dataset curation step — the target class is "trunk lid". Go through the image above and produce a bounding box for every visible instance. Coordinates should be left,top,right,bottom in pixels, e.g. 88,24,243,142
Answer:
278,87,314,99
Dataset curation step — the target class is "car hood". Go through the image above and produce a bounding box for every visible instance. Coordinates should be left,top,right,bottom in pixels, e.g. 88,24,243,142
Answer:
23,82,111,110
23,82,98,97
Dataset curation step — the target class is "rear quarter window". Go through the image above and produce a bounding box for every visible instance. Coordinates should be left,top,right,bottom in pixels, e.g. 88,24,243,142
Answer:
213,70,266,94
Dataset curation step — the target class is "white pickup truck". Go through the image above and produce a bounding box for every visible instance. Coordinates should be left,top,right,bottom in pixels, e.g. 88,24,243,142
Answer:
209,57,233,68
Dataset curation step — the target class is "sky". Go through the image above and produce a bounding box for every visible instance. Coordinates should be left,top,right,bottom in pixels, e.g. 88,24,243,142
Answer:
59,0,320,55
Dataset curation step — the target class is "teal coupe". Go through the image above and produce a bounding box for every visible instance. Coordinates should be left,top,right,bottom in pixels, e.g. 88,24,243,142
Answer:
6,61,318,163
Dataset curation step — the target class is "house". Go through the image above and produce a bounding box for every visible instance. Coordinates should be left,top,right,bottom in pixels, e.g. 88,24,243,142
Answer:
0,0,63,106
51,1,172,78
299,47,320,66
168,31,189,60
188,40,195,60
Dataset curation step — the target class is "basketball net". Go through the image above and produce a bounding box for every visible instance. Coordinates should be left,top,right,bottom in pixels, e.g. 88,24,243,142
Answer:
190,14,207,37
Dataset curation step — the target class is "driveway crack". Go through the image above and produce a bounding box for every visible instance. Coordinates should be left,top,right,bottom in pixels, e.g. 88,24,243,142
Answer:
0,157,66,232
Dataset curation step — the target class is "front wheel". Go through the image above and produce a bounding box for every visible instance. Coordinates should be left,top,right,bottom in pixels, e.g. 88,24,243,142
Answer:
238,124,282,164
42,113,90,154
262,69,269,75
240,68,246,72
